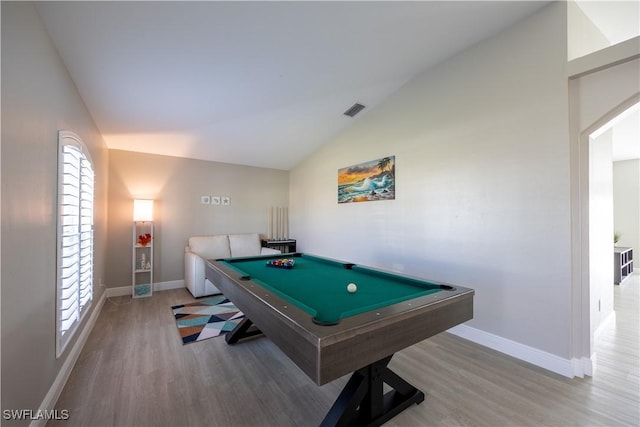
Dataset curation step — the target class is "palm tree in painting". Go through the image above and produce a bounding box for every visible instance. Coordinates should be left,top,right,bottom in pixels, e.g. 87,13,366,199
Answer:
377,157,394,179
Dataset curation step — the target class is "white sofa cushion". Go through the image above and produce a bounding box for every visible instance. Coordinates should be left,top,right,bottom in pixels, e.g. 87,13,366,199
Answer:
228,233,261,257
188,235,231,259
185,233,281,298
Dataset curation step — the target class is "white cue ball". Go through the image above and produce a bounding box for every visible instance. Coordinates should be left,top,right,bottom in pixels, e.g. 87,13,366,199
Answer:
347,283,357,293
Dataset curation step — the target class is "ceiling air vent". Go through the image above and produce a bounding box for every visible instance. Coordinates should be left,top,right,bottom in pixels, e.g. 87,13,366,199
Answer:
343,103,365,117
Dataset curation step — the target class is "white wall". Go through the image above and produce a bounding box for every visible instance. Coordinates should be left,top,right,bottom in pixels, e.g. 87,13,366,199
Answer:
614,159,640,268
291,3,573,362
106,150,289,288
588,129,615,333
567,0,610,61
569,0,640,61
1,2,109,419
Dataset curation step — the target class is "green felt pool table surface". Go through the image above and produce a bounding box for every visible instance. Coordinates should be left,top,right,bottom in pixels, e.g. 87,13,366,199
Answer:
208,252,474,425
223,253,446,325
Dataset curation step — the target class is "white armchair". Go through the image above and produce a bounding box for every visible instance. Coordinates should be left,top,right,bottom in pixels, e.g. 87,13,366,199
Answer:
184,233,280,297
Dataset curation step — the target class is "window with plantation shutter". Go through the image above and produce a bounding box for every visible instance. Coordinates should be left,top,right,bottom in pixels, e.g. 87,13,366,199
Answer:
56,130,94,358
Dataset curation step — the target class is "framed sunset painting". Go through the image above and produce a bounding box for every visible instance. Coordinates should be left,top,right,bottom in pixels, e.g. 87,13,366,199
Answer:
338,156,395,203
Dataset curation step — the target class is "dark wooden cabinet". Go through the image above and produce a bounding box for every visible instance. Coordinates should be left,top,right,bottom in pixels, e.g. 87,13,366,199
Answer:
261,239,296,253
614,247,633,285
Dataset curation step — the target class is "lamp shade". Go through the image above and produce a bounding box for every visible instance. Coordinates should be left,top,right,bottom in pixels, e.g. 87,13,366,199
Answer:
133,199,154,222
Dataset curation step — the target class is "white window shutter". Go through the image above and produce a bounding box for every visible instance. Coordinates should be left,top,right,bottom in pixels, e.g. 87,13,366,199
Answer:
56,131,94,358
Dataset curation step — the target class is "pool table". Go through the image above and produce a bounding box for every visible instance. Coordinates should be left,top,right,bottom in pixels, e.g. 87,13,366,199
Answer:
206,253,474,426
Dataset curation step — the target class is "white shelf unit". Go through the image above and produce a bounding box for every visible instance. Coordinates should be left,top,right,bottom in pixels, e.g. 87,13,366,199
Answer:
132,221,154,298
614,246,633,285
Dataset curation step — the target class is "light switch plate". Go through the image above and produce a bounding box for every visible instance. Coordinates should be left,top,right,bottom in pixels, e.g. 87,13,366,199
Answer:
201,196,211,204
211,196,221,205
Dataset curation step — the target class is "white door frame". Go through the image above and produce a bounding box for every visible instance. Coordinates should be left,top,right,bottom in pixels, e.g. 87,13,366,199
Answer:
570,87,639,376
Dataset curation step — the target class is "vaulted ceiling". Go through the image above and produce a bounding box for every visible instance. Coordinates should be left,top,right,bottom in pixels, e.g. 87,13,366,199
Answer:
37,2,555,170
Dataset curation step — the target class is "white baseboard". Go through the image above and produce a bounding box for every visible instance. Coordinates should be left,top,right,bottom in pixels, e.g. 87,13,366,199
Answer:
447,324,579,378
575,354,595,377
105,279,186,297
585,310,617,377
30,291,107,427
105,285,130,297
156,279,186,291
33,279,186,427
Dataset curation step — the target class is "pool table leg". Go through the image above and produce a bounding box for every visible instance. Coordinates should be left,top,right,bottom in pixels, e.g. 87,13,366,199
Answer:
320,355,424,427
225,317,263,344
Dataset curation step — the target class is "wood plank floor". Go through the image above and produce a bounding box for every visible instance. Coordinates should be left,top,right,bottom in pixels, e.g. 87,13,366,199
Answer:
50,274,639,427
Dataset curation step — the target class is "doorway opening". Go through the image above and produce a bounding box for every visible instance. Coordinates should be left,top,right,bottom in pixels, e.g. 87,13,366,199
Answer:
581,99,639,375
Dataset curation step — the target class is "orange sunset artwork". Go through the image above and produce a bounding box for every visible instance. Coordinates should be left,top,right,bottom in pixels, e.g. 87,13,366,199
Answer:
338,156,395,203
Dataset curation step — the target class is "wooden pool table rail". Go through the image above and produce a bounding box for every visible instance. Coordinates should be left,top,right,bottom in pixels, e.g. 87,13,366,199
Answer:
206,254,474,386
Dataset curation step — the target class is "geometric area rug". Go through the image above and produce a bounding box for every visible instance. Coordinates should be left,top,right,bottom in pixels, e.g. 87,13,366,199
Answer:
171,296,244,345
